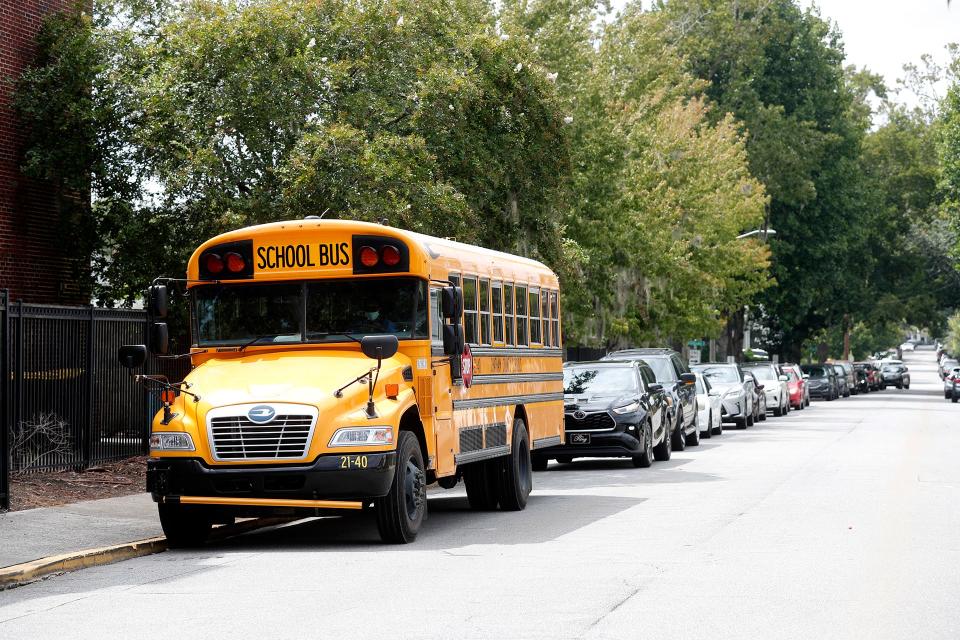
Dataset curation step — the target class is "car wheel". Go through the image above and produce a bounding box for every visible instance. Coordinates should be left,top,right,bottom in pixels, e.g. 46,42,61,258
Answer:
773,403,782,417
904,382,910,390
759,405,767,421
532,456,548,472
158,503,212,548
632,422,654,468
671,413,686,451
653,416,672,461
497,418,532,511
702,411,712,439
736,417,747,430
376,431,428,542
953,393,958,404
713,417,723,436
685,413,700,447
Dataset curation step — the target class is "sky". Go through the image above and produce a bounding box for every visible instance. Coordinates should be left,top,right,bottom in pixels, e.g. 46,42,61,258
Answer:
801,0,959,103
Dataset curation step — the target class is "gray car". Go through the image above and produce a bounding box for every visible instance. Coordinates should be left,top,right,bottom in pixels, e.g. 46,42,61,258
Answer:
743,363,791,416
691,363,755,428
945,367,960,402
831,364,851,398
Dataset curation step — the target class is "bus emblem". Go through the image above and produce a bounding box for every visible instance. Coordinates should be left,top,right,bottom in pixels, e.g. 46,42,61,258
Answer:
248,405,276,424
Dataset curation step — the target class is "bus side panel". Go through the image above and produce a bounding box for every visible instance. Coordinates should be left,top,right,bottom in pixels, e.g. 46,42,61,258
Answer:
433,417,456,477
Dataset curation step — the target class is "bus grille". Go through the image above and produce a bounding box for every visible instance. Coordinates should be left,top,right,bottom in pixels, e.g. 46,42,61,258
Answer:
209,415,314,460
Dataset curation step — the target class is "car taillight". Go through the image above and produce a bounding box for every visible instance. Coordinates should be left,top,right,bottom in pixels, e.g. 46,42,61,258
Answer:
381,244,401,267
225,252,246,273
205,253,224,274
359,246,379,267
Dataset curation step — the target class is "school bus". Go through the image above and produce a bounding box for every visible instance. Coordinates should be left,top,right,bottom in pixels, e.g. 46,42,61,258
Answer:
119,218,564,544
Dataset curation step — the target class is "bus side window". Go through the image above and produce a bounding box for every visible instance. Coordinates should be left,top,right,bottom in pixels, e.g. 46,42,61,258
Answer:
492,281,504,344
551,291,560,348
540,291,549,346
504,283,515,346
463,276,478,345
479,278,491,345
529,287,541,344
516,285,528,346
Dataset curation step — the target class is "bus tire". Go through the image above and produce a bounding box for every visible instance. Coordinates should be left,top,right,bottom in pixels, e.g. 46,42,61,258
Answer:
464,460,499,510
158,503,212,548
497,418,533,511
375,431,427,544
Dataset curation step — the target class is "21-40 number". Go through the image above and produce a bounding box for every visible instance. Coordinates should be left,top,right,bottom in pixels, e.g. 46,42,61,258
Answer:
339,455,368,469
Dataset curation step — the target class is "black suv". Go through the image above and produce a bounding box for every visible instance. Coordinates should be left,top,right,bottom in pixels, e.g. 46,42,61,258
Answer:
801,364,839,400
602,348,699,450
536,360,669,468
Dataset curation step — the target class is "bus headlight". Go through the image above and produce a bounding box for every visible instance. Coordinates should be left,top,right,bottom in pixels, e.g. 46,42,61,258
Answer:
329,427,394,447
150,432,195,451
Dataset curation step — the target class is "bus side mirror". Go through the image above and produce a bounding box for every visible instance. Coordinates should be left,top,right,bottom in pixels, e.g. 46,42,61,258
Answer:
148,284,168,319
360,335,399,361
443,324,464,356
441,286,463,321
118,344,147,370
150,323,169,355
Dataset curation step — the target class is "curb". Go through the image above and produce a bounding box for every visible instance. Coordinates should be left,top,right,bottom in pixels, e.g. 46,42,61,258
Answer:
0,537,167,590
0,516,297,590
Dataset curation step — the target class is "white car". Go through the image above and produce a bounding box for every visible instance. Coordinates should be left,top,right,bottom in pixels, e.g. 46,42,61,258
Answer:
900,342,916,352
743,363,791,416
694,372,723,438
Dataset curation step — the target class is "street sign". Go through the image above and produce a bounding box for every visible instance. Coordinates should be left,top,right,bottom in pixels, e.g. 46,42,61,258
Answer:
688,349,701,365
688,339,705,348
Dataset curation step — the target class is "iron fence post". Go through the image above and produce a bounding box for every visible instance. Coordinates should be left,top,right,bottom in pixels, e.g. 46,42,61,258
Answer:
83,305,96,470
0,290,9,511
14,299,23,474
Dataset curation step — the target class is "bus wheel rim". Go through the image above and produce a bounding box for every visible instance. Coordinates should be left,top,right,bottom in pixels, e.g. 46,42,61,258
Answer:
404,458,425,520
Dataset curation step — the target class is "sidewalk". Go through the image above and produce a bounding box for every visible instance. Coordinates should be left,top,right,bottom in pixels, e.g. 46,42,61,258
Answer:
0,492,161,569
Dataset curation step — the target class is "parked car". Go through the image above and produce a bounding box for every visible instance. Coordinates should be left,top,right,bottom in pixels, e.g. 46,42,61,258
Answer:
691,363,755,428
694,372,723,438
801,364,839,400
900,341,916,352
743,363,791,416
743,371,768,420
854,361,881,391
831,361,857,396
880,362,910,389
781,363,809,409
830,364,851,397
944,367,960,403
539,360,669,468
603,348,699,449
940,358,959,380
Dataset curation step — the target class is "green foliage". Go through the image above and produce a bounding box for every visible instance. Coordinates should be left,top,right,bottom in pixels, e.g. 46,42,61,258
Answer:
945,311,960,356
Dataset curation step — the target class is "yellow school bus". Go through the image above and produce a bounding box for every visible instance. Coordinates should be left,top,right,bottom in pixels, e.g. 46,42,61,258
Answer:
120,218,564,544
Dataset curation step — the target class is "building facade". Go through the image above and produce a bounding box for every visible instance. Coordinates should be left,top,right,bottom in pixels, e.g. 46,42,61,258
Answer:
0,0,89,304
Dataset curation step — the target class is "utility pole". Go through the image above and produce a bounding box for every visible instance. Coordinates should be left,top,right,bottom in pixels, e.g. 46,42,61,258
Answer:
843,313,851,361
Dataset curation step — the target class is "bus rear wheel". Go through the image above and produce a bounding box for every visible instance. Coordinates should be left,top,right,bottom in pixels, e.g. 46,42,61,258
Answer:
158,503,213,548
375,431,427,544
498,419,532,511
464,460,499,510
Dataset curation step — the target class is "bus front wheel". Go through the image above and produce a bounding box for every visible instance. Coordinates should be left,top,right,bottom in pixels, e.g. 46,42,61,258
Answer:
375,431,427,544
158,503,212,548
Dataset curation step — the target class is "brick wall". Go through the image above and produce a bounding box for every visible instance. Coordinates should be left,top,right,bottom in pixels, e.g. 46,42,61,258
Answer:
0,0,90,304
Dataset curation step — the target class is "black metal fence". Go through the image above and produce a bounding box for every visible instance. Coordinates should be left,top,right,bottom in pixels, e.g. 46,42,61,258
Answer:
1,293,189,510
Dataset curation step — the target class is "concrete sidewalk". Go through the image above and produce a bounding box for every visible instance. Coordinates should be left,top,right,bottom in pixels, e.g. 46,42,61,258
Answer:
0,493,161,569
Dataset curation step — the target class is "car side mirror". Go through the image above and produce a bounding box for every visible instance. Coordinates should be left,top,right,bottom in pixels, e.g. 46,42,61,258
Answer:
361,335,399,361
648,383,663,393
778,375,789,382
441,286,463,321
442,324,464,356
802,374,809,380
679,372,696,385
149,323,169,355
118,344,147,369
147,284,168,318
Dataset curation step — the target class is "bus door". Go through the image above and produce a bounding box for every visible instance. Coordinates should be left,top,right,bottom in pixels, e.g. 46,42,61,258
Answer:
428,285,456,477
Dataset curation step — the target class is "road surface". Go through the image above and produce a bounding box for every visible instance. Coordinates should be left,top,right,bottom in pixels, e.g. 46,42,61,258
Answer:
2,348,958,639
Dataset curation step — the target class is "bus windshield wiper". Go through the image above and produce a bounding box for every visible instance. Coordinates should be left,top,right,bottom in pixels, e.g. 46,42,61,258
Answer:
312,332,361,344
237,334,281,351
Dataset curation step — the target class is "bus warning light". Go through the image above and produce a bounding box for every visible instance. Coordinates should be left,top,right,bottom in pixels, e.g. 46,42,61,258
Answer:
205,253,224,274
225,252,246,273
360,246,379,267
381,245,401,267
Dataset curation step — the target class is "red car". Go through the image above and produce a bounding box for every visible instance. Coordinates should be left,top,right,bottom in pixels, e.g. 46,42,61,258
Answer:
781,363,809,409
854,362,881,391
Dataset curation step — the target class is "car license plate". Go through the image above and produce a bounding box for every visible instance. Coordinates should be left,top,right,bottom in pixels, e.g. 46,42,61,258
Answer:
570,433,591,445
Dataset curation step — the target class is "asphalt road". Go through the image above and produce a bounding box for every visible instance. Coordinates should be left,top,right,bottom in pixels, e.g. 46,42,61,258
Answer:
2,348,958,639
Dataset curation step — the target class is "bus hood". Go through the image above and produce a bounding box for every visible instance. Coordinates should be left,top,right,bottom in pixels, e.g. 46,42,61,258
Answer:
184,350,411,410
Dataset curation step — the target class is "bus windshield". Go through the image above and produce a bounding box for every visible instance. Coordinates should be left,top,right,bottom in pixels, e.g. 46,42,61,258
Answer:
194,278,428,346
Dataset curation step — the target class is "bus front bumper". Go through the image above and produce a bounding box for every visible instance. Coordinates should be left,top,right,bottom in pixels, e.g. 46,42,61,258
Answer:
147,453,397,510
